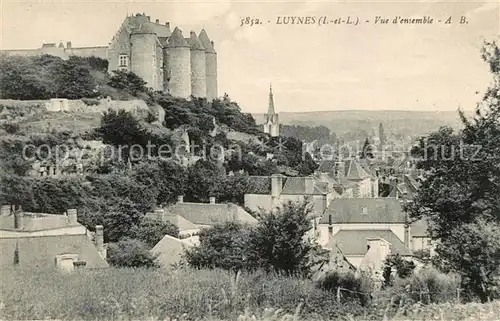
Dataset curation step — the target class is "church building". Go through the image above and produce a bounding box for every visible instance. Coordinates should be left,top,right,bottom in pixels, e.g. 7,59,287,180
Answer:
263,84,280,137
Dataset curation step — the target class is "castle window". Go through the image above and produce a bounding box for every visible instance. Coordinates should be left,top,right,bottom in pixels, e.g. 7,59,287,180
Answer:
119,54,128,67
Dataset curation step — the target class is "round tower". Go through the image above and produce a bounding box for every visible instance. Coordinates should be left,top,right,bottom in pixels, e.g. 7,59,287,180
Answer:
165,27,191,99
198,30,218,101
187,31,207,98
130,25,159,90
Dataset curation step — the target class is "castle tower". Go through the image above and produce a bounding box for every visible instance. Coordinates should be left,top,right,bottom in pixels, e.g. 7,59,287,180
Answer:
264,84,280,137
186,31,207,98
130,23,161,90
165,27,192,99
198,30,218,101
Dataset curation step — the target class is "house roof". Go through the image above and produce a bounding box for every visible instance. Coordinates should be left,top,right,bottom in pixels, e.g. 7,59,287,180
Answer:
151,234,192,268
0,212,81,232
145,211,199,232
0,234,108,269
326,229,412,256
344,159,372,180
164,202,257,226
281,177,330,195
166,27,190,48
198,29,216,53
321,198,406,224
186,31,205,50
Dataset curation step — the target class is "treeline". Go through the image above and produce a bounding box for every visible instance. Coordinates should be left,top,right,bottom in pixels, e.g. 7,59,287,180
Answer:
280,124,334,142
0,54,107,100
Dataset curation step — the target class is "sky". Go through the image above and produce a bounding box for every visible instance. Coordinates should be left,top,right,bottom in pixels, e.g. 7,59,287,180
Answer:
1,0,499,113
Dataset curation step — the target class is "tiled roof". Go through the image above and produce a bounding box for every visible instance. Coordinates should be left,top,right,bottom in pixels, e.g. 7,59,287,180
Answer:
344,160,371,180
166,27,190,48
321,198,406,224
145,211,198,232
151,234,192,268
165,202,257,226
126,15,171,37
0,213,81,232
326,229,412,256
281,177,329,195
0,235,108,269
198,29,216,53
186,31,205,50
317,160,336,173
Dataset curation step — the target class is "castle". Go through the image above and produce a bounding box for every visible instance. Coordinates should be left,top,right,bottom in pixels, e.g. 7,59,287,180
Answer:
0,13,218,100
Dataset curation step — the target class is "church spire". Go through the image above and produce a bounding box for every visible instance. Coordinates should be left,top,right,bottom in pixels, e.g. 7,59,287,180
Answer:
268,83,275,115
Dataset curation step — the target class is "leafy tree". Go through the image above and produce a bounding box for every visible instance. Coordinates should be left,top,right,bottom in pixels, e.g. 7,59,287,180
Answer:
101,198,144,243
185,221,252,272
185,159,225,202
129,217,179,248
107,70,147,96
382,254,416,287
407,40,500,302
247,201,317,276
52,57,98,99
107,238,159,268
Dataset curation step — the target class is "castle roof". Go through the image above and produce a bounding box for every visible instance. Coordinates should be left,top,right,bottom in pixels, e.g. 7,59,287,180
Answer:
131,22,158,35
167,27,190,48
186,31,205,51
199,29,216,53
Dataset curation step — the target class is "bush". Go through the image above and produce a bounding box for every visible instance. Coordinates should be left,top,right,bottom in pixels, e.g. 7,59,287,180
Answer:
81,98,100,106
318,271,374,305
3,123,20,134
106,238,159,268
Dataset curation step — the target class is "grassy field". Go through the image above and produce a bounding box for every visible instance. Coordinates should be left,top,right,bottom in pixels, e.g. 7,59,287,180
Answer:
1,267,499,321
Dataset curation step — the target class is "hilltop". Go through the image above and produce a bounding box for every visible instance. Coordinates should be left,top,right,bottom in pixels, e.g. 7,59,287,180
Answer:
253,109,471,137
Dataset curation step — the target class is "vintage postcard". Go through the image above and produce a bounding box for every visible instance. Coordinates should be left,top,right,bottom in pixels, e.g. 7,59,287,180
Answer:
1,0,500,320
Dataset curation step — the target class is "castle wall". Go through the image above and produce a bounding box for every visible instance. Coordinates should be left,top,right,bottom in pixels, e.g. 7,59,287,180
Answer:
205,52,218,100
66,47,108,59
155,40,164,91
130,33,160,91
190,48,206,98
165,47,191,98
0,49,40,57
107,21,132,73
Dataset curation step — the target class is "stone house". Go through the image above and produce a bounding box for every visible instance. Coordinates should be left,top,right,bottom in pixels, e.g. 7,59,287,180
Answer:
318,198,432,270
0,205,108,271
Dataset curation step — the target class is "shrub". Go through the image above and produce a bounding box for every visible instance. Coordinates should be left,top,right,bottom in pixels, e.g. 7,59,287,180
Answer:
81,98,100,106
3,122,20,134
317,271,373,305
106,238,159,268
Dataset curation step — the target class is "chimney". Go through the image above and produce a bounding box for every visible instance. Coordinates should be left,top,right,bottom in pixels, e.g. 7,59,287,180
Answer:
156,19,159,24
271,174,283,198
328,214,333,239
305,176,315,194
95,225,105,259
177,195,184,203
404,213,411,250
211,40,215,49
14,208,24,229
66,41,72,49
321,195,328,213
209,197,216,204
165,22,170,28
67,209,78,225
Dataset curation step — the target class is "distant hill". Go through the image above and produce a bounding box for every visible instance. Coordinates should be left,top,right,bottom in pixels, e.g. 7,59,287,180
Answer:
253,110,473,137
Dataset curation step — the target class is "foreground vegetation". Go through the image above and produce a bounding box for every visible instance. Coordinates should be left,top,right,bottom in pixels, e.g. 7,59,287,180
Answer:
1,267,496,321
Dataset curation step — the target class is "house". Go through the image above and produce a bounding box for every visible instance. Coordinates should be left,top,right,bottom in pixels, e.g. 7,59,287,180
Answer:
146,196,258,237
0,205,108,271
387,173,421,201
319,198,431,270
244,174,340,217
317,158,379,198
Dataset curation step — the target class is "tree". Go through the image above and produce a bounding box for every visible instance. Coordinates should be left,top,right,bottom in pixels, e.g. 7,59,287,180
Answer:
247,201,317,276
382,254,416,287
185,221,252,272
107,238,159,268
407,40,500,302
129,217,179,248
107,70,147,96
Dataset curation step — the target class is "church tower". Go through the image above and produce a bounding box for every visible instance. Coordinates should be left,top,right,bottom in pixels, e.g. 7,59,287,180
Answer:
263,84,280,137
